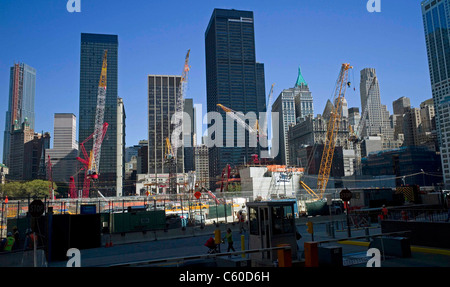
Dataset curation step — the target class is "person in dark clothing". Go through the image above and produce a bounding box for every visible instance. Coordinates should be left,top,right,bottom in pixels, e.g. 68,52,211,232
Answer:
12,227,19,250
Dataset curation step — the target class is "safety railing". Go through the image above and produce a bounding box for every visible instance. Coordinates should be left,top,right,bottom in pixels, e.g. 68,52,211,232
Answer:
109,245,292,267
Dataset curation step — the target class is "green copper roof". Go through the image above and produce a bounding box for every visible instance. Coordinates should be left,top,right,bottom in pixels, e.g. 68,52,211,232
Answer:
295,66,307,87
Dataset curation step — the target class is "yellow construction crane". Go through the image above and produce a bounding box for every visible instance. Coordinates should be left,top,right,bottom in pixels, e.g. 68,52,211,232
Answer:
300,63,353,200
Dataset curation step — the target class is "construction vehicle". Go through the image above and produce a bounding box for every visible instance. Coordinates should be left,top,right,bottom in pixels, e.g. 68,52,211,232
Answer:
76,50,109,198
299,63,353,201
165,50,191,194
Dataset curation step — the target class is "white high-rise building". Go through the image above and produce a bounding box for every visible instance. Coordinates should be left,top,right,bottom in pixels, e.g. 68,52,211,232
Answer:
360,68,393,140
46,113,78,183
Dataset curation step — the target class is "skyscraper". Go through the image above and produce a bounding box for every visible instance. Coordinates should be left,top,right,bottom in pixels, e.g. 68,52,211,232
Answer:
3,63,36,166
79,33,119,195
360,68,393,139
293,67,314,123
272,90,296,165
422,0,450,186
148,75,184,176
184,98,196,172
46,113,78,183
205,8,266,188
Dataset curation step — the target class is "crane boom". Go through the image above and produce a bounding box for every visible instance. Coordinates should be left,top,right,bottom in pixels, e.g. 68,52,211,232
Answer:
261,83,275,138
171,49,190,162
316,63,352,198
92,50,108,174
217,104,258,134
76,50,109,198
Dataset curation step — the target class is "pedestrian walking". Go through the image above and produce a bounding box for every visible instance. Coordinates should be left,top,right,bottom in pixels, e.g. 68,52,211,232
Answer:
2,232,15,252
238,210,246,233
381,205,388,220
223,228,235,254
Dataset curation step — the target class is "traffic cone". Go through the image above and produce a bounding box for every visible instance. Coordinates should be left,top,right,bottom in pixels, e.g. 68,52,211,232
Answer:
109,241,113,247
105,241,110,248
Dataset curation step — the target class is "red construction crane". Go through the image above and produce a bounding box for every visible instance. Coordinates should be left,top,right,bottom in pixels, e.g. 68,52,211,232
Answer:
69,176,76,199
76,50,109,198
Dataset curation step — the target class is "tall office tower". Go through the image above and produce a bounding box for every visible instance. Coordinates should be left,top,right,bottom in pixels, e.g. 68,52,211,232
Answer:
422,0,450,186
194,144,210,189
79,33,119,195
148,75,184,176
393,96,411,115
293,67,314,123
8,119,34,179
137,140,148,174
402,107,422,147
117,97,126,196
24,132,50,180
392,96,411,141
3,63,36,166
205,8,266,188
348,107,361,131
360,68,392,139
184,98,196,172
46,114,78,183
272,91,296,165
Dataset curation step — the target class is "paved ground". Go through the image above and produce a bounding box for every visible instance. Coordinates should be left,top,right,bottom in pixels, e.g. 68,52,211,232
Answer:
48,216,450,267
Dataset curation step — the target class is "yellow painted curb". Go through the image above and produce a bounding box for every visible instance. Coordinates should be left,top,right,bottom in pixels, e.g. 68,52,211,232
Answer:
337,240,450,256
338,240,370,247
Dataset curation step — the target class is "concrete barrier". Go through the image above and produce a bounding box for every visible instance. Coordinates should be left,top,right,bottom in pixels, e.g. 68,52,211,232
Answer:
0,249,47,267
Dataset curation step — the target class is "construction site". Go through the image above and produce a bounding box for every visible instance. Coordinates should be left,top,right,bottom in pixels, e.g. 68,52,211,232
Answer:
1,52,449,268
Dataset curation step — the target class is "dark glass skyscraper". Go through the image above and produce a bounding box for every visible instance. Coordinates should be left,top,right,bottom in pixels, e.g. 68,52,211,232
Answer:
205,8,266,188
79,33,119,195
422,0,450,187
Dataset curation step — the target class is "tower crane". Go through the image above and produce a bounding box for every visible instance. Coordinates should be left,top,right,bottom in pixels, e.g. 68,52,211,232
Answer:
217,84,274,139
349,76,377,174
316,63,353,198
217,104,258,135
166,49,191,194
76,50,109,198
260,83,275,139
300,63,353,200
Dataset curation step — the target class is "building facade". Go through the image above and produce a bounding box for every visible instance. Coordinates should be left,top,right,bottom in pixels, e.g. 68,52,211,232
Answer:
3,63,36,167
79,33,120,196
272,90,296,165
194,144,210,189
293,66,314,123
184,98,196,172
422,0,450,187
148,75,184,176
360,68,393,140
46,113,78,184
205,8,266,189
8,119,35,179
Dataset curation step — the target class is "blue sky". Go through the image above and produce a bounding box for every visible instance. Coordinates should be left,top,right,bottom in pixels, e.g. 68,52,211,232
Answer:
0,0,431,160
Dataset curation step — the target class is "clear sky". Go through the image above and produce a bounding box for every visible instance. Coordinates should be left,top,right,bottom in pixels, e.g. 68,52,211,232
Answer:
0,0,431,160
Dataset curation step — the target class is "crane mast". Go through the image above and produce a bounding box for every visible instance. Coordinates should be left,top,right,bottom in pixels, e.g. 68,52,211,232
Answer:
349,76,377,175
171,49,191,162
316,63,352,198
92,50,108,174
76,50,109,198
166,50,190,194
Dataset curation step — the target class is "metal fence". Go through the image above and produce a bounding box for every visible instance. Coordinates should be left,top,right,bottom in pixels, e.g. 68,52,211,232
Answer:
0,193,253,238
